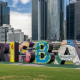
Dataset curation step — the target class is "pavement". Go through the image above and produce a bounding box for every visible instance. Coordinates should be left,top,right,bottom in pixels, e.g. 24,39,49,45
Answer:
1,61,80,69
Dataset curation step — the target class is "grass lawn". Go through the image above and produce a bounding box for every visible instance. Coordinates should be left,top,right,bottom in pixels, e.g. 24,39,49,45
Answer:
65,61,73,64
0,64,80,80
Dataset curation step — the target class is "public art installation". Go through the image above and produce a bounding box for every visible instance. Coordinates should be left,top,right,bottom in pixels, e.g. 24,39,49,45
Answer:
1,40,80,65
35,41,55,64
10,42,19,62
19,41,35,63
0,43,9,61
54,40,80,65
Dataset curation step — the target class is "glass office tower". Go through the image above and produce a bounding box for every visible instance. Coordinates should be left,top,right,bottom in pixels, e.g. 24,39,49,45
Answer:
75,1,80,40
2,5,10,25
66,3,75,39
47,0,60,41
66,1,80,40
0,2,10,27
32,0,68,41
38,0,47,40
32,0,38,40
60,0,64,41
32,0,47,40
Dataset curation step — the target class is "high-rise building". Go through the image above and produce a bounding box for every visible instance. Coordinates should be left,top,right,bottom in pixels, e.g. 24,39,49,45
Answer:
76,0,80,1
24,35,28,41
60,0,64,41
66,3,75,39
7,29,24,43
32,0,47,40
0,24,10,42
75,1,80,40
32,0,66,41
47,0,60,41
0,1,10,27
38,0,47,40
66,1,80,40
60,0,70,40
32,0,38,40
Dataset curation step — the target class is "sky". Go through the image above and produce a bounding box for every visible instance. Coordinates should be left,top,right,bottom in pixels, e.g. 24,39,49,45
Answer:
0,0,31,37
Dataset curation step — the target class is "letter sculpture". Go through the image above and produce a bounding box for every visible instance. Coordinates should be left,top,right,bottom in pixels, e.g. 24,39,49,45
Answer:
54,40,80,65
35,41,55,64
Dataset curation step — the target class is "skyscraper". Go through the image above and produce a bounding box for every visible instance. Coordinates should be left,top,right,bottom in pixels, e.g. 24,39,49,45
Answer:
0,1,10,27
60,0,69,40
66,3,75,39
32,0,47,40
66,1,80,40
32,0,66,41
60,0,64,41
38,0,47,40
75,1,80,40
32,0,38,40
47,0,60,41
76,0,80,1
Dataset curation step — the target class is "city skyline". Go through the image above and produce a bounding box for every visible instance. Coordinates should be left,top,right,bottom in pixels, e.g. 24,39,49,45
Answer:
32,0,66,41
0,0,31,37
0,0,76,39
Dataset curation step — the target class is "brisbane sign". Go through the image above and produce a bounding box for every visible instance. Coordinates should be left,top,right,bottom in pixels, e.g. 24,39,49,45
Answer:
0,40,80,65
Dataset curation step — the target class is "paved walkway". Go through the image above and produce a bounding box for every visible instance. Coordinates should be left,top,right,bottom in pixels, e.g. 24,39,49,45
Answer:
1,61,80,69
10,63,45,67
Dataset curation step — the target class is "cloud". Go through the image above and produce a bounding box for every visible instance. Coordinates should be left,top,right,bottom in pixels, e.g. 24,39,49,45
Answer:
20,0,30,4
15,8,22,11
10,11,31,37
15,8,28,11
2,0,7,1
12,0,19,7
11,0,30,7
